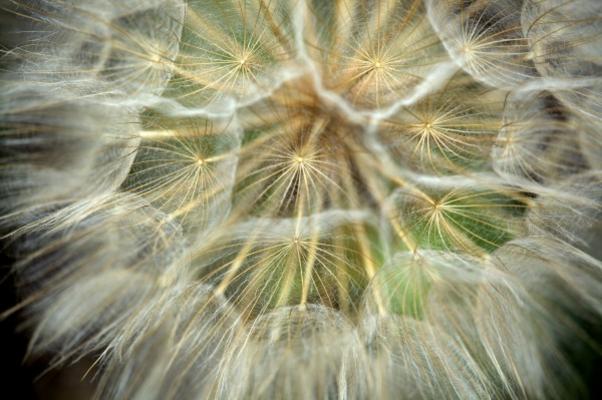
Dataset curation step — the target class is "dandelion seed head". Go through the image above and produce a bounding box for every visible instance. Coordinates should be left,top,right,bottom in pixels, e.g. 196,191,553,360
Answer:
1,0,601,399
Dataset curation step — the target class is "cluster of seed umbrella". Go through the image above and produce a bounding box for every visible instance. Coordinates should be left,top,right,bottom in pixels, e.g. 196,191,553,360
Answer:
1,1,601,399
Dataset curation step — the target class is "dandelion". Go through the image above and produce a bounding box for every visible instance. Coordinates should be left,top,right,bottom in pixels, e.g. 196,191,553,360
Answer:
1,0,601,399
